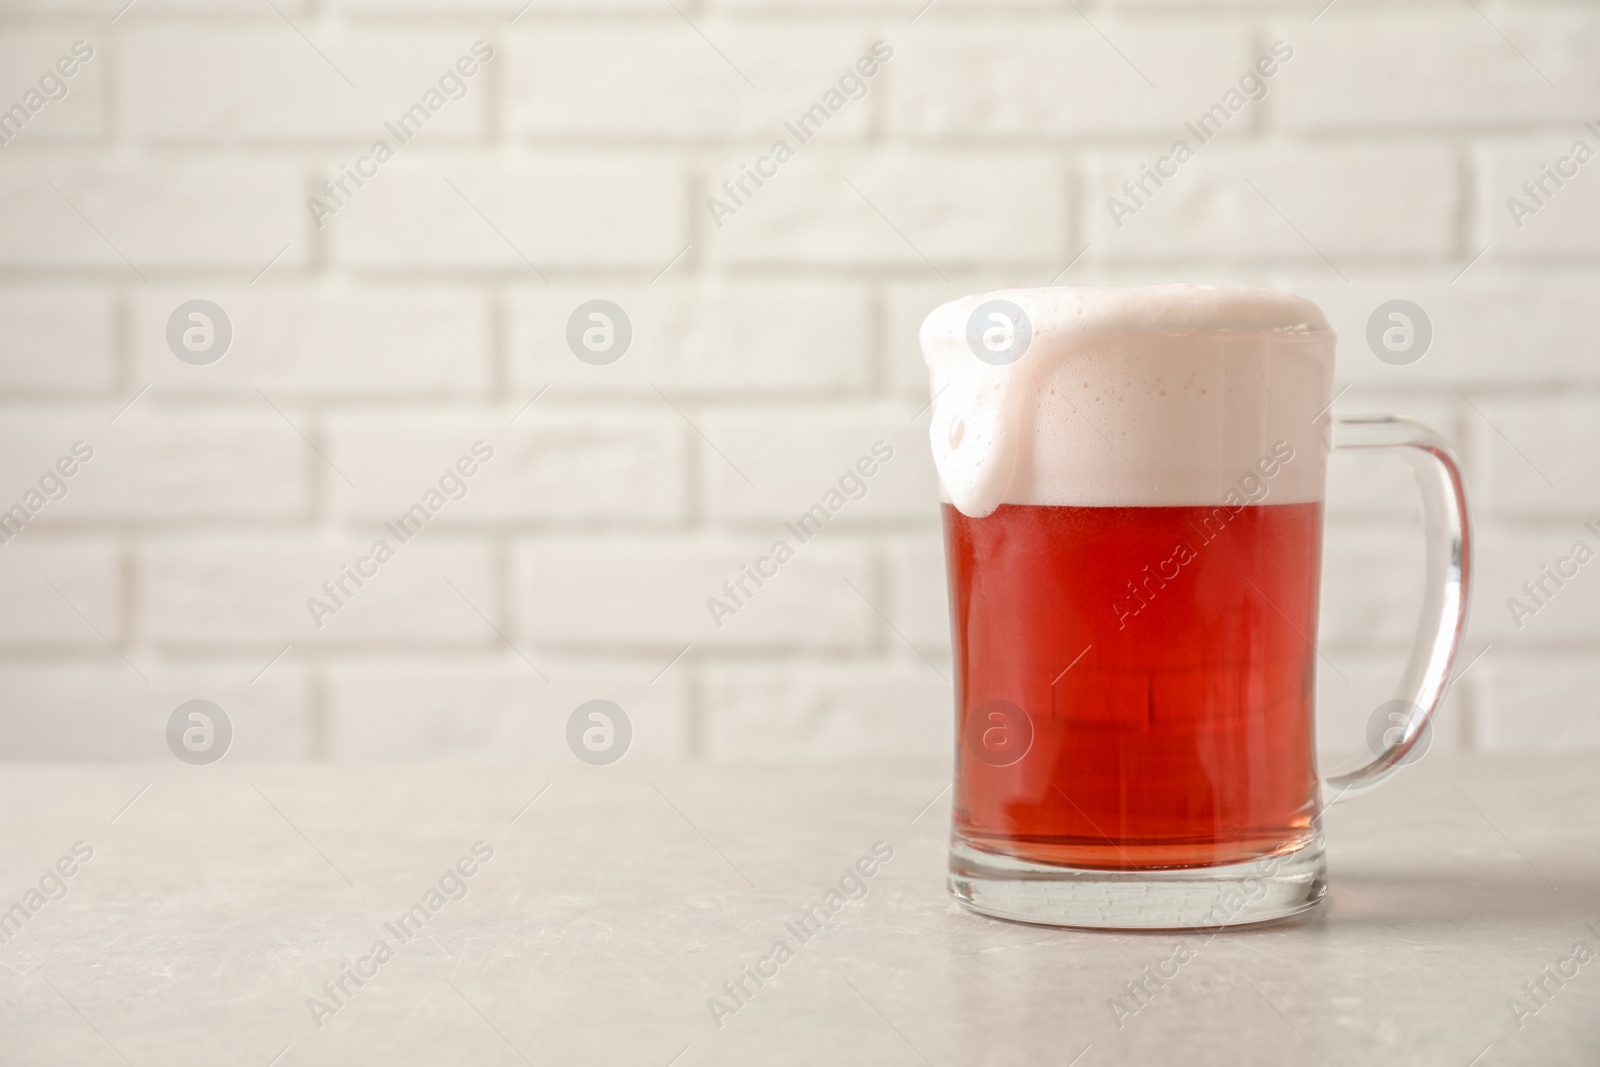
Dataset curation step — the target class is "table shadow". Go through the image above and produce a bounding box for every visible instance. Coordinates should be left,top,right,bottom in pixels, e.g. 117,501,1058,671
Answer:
1315,868,1600,930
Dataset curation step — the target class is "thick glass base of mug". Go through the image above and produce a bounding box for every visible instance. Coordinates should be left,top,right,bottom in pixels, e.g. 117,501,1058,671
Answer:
948,833,1327,930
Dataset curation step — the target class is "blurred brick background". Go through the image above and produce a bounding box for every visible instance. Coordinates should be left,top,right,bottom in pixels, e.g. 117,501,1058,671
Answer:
0,0,1594,764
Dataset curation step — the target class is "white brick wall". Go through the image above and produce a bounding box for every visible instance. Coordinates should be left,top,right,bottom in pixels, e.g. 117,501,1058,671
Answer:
0,289,115,392
132,286,495,395
327,156,688,269
0,163,308,269
0,0,1594,764
1087,145,1462,261
508,281,875,395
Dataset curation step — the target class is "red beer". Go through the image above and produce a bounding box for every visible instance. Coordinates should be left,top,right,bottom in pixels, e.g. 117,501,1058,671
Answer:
924,286,1469,928
945,499,1323,870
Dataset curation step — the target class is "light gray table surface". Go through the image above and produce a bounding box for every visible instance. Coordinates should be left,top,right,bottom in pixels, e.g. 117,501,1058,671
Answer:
0,754,1596,1066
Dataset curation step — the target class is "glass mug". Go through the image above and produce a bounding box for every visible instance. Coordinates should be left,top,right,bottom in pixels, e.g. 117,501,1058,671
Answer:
919,285,1471,928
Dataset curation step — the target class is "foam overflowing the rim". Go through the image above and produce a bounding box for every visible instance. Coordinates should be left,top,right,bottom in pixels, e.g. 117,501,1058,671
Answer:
920,284,1336,516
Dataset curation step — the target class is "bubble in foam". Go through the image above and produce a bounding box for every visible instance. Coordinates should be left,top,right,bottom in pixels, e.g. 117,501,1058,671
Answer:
920,284,1336,516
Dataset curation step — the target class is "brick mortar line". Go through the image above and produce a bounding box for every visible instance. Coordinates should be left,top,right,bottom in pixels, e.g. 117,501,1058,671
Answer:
11,138,1599,157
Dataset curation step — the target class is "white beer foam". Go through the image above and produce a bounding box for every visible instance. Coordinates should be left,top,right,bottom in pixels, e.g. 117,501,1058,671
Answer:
920,285,1335,516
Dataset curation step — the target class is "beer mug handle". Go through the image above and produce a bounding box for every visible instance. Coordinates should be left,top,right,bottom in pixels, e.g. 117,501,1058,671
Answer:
1323,415,1472,801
